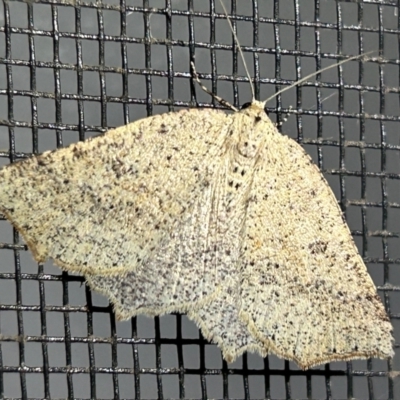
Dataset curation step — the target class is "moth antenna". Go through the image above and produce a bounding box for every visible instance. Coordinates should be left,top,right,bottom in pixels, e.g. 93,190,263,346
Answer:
262,51,374,107
219,0,255,101
310,91,337,110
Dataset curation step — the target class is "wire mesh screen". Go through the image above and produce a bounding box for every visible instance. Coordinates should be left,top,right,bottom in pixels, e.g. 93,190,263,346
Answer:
0,0,399,399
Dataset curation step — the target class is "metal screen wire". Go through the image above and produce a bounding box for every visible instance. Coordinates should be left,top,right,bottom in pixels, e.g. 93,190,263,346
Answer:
0,0,399,399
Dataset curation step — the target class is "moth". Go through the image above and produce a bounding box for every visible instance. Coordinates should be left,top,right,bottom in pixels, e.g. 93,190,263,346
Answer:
0,3,393,370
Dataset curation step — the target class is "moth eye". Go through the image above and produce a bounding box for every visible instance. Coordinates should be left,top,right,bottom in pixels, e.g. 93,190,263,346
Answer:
263,106,269,116
240,102,252,110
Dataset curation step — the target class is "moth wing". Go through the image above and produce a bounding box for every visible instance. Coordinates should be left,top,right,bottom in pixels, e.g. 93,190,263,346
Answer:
84,151,250,318
187,291,268,363
239,132,394,369
87,270,267,363
87,266,267,361
0,109,230,275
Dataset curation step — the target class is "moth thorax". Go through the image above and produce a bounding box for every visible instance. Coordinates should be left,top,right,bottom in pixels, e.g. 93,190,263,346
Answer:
236,124,265,159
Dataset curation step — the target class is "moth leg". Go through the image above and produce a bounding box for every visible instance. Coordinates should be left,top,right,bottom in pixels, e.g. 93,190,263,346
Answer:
275,105,293,129
190,61,238,112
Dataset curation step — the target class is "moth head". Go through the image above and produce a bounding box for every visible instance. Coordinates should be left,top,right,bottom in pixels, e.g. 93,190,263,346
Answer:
239,100,269,121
